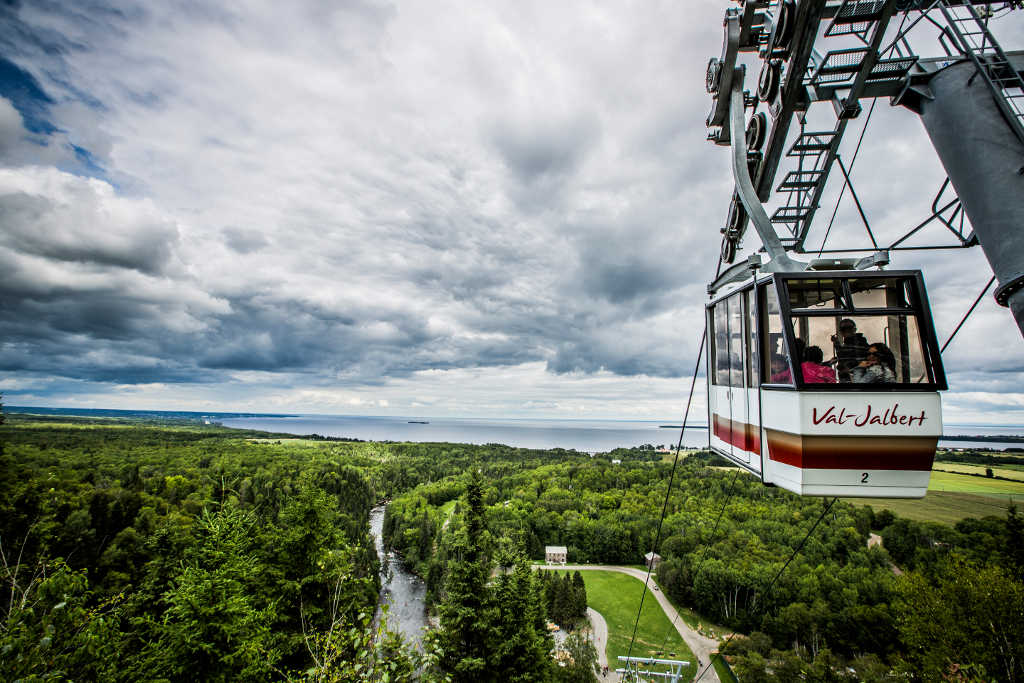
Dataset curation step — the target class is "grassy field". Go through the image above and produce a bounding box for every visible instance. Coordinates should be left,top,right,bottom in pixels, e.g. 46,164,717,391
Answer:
927,469,1024,495
933,462,1024,481
579,570,696,676
848,491,1014,525
844,469,1024,524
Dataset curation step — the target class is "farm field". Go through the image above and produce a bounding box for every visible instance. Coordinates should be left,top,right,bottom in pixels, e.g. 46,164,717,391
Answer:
927,469,1024,495
845,469,1024,524
932,462,1024,481
579,570,695,674
849,491,1013,525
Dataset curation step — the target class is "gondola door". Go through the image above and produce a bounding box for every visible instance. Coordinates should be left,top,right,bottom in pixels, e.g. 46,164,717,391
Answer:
743,288,761,474
727,294,750,465
710,299,731,461
709,289,756,469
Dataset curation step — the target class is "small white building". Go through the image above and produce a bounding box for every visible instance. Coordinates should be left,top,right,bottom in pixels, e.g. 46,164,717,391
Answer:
644,551,662,570
545,545,568,564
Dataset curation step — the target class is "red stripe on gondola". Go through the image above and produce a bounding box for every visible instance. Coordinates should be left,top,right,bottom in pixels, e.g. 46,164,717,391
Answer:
765,429,937,471
712,413,761,455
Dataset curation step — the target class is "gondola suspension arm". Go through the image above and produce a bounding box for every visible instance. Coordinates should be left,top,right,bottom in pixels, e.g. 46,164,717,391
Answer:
729,66,805,274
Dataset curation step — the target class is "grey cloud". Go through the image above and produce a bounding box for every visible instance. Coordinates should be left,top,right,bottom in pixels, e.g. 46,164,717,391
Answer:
0,98,28,155
223,227,269,254
579,255,676,305
491,113,599,183
0,191,178,274
548,342,684,377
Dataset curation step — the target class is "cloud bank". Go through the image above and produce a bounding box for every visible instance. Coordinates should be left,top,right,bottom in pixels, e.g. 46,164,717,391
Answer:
1,0,1022,422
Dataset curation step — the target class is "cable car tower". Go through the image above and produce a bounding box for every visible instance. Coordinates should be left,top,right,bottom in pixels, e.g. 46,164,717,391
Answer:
702,0,1023,498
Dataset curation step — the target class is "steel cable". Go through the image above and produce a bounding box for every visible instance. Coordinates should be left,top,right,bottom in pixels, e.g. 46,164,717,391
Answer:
619,325,707,680
692,497,838,682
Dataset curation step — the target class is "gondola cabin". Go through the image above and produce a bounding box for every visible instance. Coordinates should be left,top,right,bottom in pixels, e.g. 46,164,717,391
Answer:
707,271,947,498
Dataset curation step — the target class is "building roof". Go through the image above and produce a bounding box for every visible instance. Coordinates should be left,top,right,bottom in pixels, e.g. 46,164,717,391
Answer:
545,545,568,554
644,551,662,560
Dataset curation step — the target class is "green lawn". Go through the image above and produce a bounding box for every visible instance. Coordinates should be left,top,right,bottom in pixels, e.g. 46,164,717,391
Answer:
579,570,696,677
712,653,739,682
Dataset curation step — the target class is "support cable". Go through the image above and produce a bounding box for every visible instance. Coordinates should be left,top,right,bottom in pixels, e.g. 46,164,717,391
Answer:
620,325,707,680
654,468,743,659
817,96,879,257
816,12,909,256
692,497,838,682
941,275,996,353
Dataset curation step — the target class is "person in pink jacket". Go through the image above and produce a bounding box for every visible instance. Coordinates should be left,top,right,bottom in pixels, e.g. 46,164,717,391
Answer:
802,345,837,383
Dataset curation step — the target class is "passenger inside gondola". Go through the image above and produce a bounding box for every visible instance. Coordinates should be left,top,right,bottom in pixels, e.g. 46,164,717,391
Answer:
829,318,868,382
801,345,836,383
852,343,896,384
769,354,791,383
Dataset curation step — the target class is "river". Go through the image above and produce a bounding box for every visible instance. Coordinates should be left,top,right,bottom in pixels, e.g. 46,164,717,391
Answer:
370,505,429,648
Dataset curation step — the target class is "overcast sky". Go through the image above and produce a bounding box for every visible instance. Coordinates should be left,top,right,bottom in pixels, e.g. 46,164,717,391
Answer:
1,1,1022,424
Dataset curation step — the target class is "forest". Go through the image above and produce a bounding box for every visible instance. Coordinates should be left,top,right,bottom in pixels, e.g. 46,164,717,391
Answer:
0,412,406,680
383,446,1024,681
3,407,1023,681
0,411,599,681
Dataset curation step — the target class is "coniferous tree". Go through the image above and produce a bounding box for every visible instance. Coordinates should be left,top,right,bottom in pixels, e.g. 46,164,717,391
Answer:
543,571,557,619
572,571,587,619
432,475,494,681
551,574,573,627
491,556,554,682
143,505,281,680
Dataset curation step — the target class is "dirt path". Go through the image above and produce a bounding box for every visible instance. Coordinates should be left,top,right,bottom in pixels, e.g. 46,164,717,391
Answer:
869,533,903,575
538,564,721,682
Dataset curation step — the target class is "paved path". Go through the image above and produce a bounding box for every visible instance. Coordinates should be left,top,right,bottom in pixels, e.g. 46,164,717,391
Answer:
538,564,721,682
587,607,611,679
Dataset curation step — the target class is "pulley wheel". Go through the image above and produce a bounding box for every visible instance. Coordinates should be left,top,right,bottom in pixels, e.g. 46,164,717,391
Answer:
720,234,737,264
745,112,768,152
773,0,796,56
706,57,722,94
757,60,781,103
746,150,762,183
726,194,746,237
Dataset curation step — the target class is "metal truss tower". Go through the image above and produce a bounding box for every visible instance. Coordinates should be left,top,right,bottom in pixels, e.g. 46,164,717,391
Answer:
704,0,1024,336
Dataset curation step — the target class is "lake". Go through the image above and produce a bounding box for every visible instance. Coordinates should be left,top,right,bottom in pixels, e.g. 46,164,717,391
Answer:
220,414,1024,452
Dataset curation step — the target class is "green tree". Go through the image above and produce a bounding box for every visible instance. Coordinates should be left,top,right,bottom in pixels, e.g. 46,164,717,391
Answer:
552,574,573,626
733,651,771,683
431,476,494,681
1006,505,1024,580
301,607,416,683
556,631,599,683
491,557,554,682
572,570,587,619
804,648,844,682
144,505,280,681
894,557,1024,681
0,558,119,680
